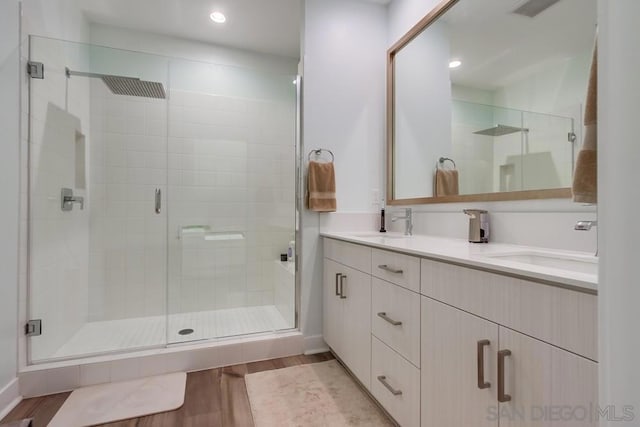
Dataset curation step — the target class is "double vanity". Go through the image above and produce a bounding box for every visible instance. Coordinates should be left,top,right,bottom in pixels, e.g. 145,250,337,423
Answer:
321,232,597,427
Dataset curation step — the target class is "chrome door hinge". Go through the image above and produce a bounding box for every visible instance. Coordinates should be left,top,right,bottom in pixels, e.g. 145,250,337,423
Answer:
25,319,42,336
27,61,44,79
568,132,577,143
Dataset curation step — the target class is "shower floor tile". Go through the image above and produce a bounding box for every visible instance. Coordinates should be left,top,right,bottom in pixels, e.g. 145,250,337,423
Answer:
52,305,290,359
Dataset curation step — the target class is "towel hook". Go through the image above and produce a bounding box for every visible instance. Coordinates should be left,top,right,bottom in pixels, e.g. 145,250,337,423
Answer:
308,148,334,163
438,157,456,169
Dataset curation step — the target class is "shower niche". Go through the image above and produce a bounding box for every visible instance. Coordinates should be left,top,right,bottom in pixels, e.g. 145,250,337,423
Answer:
25,36,298,364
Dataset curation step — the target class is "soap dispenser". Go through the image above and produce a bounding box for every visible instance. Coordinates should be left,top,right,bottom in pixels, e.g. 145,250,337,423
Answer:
463,209,489,243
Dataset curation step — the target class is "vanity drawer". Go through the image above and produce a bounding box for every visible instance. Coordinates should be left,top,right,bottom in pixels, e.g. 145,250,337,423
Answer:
371,336,420,427
324,238,371,274
372,278,421,367
372,249,420,292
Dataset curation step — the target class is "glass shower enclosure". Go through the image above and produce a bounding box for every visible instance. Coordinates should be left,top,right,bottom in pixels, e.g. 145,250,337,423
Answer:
26,36,298,363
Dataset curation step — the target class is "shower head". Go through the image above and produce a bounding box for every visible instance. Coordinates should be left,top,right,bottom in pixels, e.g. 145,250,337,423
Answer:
66,68,166,99
473,124,528,137
512,0,563,18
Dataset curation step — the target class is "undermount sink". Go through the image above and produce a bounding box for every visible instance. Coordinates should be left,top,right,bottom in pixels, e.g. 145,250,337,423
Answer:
349,232,410,240
483,251,598,276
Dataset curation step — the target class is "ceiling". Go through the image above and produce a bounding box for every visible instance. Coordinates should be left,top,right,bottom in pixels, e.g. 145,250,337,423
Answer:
440,0,597,90
76,0,302,58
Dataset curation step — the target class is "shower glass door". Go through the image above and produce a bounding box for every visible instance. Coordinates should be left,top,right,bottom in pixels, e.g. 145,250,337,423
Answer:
166,58,298,344
27,36,298,364
27,36,170,363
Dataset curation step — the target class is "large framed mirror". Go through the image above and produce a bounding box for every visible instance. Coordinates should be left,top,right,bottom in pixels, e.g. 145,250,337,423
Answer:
387,0,597,205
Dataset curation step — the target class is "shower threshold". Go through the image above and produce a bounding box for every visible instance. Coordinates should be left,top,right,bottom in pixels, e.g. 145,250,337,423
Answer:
49,305,290,360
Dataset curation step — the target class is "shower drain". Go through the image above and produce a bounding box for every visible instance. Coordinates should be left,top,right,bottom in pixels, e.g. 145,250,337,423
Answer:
178,328,194,336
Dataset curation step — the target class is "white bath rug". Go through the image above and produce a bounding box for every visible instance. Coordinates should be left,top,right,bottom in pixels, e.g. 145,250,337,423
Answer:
245,360,393,426
48,372,186,427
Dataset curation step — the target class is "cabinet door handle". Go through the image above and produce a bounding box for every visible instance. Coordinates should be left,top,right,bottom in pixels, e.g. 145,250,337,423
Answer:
340,275,347,299
498,349,512,402
477,339,491,389
377,312,402,326
335,273,341,296
377,375,403,396
154,188,161,214
378,264,403,274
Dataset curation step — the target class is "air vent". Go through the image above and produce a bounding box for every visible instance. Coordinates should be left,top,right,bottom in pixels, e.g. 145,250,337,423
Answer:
513,0,563,17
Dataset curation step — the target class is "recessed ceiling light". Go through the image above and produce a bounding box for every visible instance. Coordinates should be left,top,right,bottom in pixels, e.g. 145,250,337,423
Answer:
449,60,462,69
210,11,226,24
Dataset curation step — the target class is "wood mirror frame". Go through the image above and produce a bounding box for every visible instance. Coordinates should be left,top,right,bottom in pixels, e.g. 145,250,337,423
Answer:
385,0,572,206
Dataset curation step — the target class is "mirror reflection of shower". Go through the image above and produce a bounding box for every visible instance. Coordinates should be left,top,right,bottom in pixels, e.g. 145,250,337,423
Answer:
450,100,575,195
473,124,530,154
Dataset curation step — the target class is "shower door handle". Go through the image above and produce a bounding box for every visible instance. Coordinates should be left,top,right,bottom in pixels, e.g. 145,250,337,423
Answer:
155,188,161,214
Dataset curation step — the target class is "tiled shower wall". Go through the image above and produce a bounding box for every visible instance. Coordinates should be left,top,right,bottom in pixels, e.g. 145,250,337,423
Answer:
167,89,295,315
89,77,295,321
87,81,168,321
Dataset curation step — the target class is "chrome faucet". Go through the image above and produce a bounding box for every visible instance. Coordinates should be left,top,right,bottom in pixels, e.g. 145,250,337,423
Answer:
574,220,598,256
575,220,597,231
391,208,413,236
61,188,84,211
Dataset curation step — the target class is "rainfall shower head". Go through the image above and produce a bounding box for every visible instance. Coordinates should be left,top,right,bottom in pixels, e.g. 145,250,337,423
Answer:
512,0,563,18
66,68,166,99
473,124,528,137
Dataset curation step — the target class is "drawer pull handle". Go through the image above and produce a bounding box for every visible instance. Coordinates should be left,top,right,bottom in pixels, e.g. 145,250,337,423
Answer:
377,375,403,396
335,273,341,296
377,312,402,326
340,275,347,299
477,339,491,389
378,264,403,274
498,349,512,402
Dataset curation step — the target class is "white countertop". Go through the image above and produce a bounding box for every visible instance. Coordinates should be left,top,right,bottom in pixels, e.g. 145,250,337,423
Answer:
320,231,597,293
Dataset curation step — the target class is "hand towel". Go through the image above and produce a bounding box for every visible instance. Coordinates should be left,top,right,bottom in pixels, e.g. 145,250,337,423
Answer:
435,168,459,197
307,161,337,212
572,41,597,204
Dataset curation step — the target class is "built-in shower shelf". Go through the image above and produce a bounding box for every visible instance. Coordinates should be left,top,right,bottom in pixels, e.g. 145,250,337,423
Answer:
204,232,244,241
179,225,244,241
180,225,210,235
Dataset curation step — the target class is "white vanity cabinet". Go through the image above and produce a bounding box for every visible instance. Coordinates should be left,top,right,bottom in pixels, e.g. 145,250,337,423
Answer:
421,297,598,427
323,241,372,389
322,236,598,427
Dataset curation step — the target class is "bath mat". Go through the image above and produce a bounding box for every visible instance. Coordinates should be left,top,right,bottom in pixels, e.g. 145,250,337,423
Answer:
245,360,393,426
48,372,186,427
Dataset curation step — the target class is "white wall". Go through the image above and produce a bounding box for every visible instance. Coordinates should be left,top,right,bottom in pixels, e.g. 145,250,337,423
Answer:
388,0,442,45
598,0,640,423
301,0,387,347
21,0,90,43
0,0,20,405
303,0,386,213
90,24,297,76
